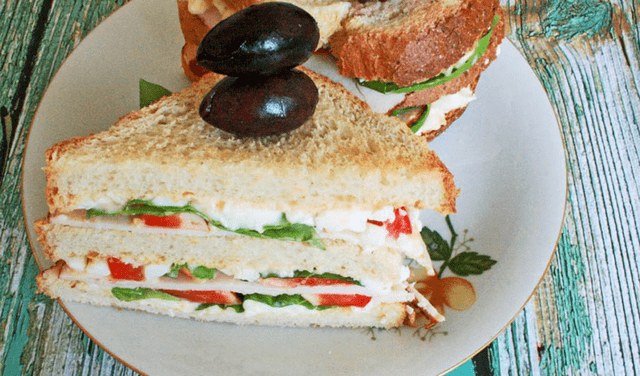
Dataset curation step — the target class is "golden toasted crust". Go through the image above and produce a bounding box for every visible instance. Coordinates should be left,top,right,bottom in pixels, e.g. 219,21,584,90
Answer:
44,69,458,216
330,0,503,86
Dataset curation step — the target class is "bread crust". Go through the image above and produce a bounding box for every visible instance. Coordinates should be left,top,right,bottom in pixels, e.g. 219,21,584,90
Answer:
330,0,503,86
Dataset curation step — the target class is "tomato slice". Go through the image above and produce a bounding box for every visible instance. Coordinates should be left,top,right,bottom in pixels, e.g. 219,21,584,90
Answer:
140,214,182,228
305,293,372,308
107,257,145,281
159,289,241,305
367,207,412,239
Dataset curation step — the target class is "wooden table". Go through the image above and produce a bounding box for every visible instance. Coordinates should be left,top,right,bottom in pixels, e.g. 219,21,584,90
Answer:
1,0,638,375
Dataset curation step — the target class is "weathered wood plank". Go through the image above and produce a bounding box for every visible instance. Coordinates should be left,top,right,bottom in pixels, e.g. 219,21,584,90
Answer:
1,1,136,375
490,0,640,374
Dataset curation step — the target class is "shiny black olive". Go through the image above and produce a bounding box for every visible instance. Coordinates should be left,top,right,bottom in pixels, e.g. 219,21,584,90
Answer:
199,70,319,136
196,2,320,76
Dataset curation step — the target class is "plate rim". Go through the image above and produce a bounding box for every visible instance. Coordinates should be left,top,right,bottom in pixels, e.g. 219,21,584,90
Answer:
19,1,568,375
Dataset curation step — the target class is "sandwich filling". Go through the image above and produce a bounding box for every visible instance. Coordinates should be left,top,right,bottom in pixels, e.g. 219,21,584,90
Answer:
357,14,500,133
51,199,432,266
51,258,413,309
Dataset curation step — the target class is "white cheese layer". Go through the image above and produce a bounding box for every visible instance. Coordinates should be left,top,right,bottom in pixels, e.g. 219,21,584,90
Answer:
416,86,476,135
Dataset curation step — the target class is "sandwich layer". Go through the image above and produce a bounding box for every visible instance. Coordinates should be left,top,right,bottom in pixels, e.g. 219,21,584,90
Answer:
36,218,420,287
38,265,410,329
44,69,458,217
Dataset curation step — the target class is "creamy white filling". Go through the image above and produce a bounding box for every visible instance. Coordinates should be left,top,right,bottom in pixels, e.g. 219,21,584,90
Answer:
415,86,476,135
303,54,407,113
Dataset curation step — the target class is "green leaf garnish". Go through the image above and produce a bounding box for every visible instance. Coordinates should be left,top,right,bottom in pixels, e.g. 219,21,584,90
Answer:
261,270,361,285
447,252,497,276
87,200,325,250
358,14,500,94
163,263,216,279
111,287,180,302
139,79,172,108
196,303,244,313
192,265,216,279
244,293,333,310
390,105,432,134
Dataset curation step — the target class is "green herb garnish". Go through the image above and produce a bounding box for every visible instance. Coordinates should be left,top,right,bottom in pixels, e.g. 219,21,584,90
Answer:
163,263,217,279
139,79,172,108
196,303,244,313
391,105,432,134
358,14,500,94
244,293,334,310
261,270,361,286
111,287,180,302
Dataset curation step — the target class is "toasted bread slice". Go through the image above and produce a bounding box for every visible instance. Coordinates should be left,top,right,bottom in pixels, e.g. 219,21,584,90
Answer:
44,69,458,217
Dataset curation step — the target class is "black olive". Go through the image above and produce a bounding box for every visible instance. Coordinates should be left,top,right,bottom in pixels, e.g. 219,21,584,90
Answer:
196,2,320,76
199,70,319,136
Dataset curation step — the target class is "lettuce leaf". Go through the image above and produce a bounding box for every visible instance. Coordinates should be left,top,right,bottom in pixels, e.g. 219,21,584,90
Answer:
163,263,216,279
111,287,180,302
244,293,333,310
87,199,325,250
261,270,361,285
358,14,501,94
195,303,244,313
391,105,432,134
139,79,172,108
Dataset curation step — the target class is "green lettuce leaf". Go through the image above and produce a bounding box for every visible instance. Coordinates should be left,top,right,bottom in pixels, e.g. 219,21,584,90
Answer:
111,287,180,302
139,79,172,108
87,200,325,250
163,263,216,279
391,105,432,134
244,293,333,310
358,14,501,94
261,270,361,285
195,303,244,313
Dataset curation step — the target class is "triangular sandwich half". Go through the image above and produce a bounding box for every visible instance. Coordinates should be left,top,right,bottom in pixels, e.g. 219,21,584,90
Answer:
36,69,458,328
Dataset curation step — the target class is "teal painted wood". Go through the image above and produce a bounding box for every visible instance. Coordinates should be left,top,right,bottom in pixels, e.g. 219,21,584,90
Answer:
1,1,137,375
489,0,640,374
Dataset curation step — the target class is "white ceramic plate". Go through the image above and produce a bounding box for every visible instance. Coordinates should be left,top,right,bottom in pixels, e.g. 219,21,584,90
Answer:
22,1,566,375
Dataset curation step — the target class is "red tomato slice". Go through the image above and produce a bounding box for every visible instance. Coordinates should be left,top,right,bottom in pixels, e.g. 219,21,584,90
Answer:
141,214,182,228
262,277,355,288
304,293,372,308
107,257,145,281
367,207,412,239
160,289,241,305
385,207,412,239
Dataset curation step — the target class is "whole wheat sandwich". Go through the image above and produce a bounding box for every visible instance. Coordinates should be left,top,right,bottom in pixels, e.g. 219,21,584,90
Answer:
36,68,459,329
177,0,505,140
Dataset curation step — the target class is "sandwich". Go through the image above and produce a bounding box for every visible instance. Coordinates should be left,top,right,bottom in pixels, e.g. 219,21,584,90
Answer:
35,68,459,328
177,0,505,140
